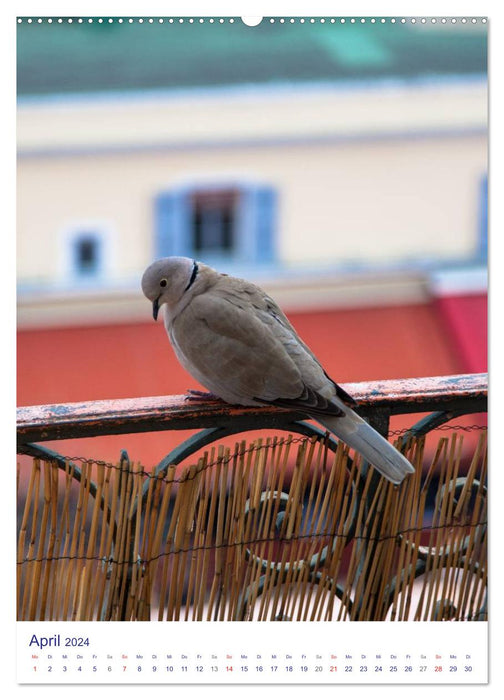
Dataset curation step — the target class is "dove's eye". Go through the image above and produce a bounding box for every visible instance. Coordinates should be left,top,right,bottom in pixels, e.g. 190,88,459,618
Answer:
160,279,168,288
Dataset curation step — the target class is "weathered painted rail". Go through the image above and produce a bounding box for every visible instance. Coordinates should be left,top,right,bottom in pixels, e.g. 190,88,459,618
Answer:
17,373,487,445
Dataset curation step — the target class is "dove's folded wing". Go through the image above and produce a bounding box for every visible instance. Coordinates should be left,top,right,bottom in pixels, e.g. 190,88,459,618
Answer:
171,288,342,415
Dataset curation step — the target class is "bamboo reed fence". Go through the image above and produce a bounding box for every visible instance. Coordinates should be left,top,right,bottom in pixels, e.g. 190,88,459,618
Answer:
17,373,487,622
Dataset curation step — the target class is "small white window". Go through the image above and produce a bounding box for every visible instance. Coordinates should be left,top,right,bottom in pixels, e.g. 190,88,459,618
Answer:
73,233,102,276
61,225,113,285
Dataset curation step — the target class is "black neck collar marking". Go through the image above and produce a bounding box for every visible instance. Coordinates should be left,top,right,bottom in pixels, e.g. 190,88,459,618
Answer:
184,260,199,292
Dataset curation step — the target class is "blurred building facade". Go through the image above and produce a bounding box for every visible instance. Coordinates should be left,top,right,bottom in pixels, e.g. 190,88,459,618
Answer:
16,19,487,465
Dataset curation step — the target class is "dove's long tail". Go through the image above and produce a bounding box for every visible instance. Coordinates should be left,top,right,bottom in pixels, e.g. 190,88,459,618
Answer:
317,409,415,484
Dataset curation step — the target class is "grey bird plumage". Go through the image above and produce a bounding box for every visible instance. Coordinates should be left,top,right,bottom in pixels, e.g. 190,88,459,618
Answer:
141,256,415,484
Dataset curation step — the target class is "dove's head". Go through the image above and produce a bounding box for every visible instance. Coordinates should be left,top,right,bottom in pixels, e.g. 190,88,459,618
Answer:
141,257,199,321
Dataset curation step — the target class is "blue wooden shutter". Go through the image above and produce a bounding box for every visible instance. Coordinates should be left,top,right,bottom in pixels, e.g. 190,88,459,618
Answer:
239,184,277,263
154,189,192,258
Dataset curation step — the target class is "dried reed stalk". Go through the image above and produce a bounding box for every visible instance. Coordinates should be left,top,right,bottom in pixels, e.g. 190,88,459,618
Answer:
17,429,487,622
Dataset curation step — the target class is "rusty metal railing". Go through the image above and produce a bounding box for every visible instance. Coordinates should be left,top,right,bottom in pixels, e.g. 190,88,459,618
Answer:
16,373,488,622
17,373,487,447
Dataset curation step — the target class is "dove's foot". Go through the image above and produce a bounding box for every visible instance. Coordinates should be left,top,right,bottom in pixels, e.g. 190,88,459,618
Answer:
184,388,221,402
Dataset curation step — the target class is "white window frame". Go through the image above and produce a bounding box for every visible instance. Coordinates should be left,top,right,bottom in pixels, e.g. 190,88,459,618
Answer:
60,221,115,286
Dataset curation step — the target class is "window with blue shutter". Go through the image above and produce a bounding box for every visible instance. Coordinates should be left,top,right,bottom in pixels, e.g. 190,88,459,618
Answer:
154,182,277,265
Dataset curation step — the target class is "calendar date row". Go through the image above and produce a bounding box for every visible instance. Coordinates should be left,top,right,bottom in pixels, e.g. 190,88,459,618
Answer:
31,663,475,674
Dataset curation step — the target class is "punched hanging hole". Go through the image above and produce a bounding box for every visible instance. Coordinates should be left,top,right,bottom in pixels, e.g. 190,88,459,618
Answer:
241,16,263,26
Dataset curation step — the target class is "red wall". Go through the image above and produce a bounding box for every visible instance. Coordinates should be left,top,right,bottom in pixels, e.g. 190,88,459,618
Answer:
17,300,481,468
434,294,487,373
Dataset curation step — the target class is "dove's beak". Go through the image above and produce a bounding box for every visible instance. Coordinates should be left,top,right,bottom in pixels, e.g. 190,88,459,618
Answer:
152,297,160,321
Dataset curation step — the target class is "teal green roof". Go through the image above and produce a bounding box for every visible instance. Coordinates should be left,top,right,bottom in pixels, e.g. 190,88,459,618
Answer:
17,18,487,97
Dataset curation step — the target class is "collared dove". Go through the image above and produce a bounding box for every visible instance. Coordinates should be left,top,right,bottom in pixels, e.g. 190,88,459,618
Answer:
141,257,415,484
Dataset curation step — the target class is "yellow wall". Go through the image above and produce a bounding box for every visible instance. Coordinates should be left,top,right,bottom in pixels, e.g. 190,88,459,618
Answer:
18,80,486,151
17,80,487,289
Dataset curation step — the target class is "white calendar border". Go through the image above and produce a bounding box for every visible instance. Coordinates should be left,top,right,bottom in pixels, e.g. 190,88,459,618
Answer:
17,620,488,685
7,0,503,696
